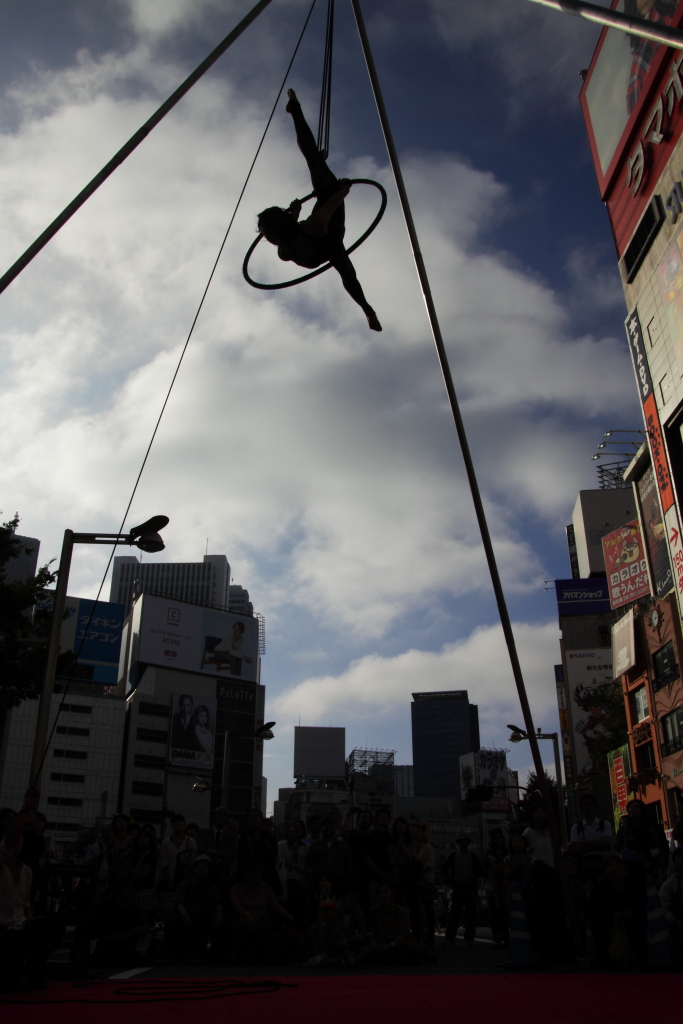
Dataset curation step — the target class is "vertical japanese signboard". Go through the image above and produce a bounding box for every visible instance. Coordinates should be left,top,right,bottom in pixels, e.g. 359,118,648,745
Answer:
607,744,633,832
626,309,683,609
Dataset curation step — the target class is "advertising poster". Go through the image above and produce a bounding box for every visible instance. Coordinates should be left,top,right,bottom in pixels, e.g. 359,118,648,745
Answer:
168,692,217,768
607,744,633,832
135,594,259,682
656,230,683,377
637,463,673,599
37,593,125,686
564,650,614,778
612,608,636,677
602,519,651,610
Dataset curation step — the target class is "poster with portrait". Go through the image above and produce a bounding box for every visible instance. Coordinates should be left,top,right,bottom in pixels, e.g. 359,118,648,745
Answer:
168,692,217,769
602,519,651,610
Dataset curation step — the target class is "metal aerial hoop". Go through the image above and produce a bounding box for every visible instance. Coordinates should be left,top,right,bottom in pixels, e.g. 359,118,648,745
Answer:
242,177,387,290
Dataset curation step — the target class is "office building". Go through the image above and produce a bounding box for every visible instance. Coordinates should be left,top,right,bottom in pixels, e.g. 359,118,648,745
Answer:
411,691,479,800
110,553,230,614
116,591,265,824
3,531,40,585
229,585,253,616
579,19,683,826
393,765,414,797
0,595,126,846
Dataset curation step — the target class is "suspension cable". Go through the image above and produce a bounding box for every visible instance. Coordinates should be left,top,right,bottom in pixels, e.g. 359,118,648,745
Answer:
317,0,335,158
31,0,319,784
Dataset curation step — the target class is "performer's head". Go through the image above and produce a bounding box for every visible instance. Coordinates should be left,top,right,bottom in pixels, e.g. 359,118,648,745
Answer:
257,207,297,246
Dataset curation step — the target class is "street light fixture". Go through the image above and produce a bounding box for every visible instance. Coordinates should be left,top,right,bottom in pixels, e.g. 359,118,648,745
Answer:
29,515,170,787
506,723,568,847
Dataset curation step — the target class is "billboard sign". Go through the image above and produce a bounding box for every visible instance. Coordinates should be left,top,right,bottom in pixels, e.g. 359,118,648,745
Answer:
459,749,508,810
564,649,614,778
555,578,612,617
134,594,259,682
36,593,125,686
168,693,217,769
637,463,673,599
607,744,633,832
612,608,636,677
602,519,651,609
581,0,682,194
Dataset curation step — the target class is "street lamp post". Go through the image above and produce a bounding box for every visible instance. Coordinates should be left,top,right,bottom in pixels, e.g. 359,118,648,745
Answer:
29,515,169,788
216,720,274,806
508,724,569,848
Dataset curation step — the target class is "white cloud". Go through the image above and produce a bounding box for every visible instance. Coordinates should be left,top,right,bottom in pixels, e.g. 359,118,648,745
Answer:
272,619,561,727
0,21,635,642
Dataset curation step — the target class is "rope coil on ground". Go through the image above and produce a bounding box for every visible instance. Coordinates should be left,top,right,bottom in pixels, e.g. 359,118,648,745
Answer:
242,177,387,289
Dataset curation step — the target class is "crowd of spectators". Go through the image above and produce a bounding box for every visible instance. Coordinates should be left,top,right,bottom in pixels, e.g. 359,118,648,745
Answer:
2,786,683,985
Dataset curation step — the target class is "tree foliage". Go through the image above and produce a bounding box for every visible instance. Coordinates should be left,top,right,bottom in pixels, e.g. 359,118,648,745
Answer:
0,513,59,715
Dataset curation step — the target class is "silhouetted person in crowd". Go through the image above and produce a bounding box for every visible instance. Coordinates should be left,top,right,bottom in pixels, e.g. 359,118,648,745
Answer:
197,807,237,898
131,829,157,922
366,808,392,902
563,851,588,963
523,805,564,964
359,884,436,965
157,814,197,920
303,814,323,847
277,819,309,933
342,807,374,912
306,818,353,898
0,791,64,991
485,828,509,947
587,853,647,968
171,855,225,962
569,794,613,881
237,808,279,895
92,873,155,966
306,900,350,967
614,799,663,883
443,836,481,945
388,817,420,931
230,861,292,963
413,823,436,948
660,846,683,964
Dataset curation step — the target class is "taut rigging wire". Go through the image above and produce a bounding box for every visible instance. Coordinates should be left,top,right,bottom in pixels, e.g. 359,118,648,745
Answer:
31,0,319,785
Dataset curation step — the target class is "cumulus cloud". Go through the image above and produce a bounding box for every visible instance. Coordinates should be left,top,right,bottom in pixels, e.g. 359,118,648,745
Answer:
0,28,635,637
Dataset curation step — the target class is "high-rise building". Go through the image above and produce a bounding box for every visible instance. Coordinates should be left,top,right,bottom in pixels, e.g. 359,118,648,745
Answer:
110,554,230,614
3,532,40,585
580,15,683,827
411,691,479,800
229,585,253,616
393,765,414,797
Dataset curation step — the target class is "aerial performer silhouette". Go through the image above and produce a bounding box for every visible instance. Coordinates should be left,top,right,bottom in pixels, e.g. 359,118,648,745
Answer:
257,90,382,332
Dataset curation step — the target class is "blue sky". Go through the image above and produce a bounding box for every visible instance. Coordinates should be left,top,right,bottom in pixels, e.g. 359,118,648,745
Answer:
0,0,642,807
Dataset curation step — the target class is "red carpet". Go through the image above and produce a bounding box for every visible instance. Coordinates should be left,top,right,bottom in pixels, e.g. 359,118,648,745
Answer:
3,974,678,1022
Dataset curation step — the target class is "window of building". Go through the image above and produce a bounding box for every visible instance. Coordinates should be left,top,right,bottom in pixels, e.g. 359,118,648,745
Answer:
50,773,85,783
136,727,168,744
597,625,611,649
47,797,82,807
53,749,87,760
60,704,92,714
636,741,656,773
633,686,650,723
56,726,89,737
138,701,169,718
662,707,683,757
134,754,166,770
131,780,164,797
652,641,679,692
129,807,162,824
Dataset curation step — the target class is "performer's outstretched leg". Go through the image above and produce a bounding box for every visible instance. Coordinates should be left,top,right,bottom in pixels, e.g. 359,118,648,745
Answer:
286,90,337,194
